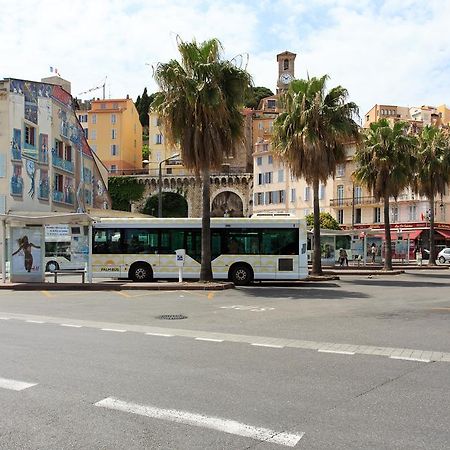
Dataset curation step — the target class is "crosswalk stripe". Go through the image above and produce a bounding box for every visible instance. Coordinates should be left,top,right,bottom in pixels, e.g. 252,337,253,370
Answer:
95,397,304,447
0,377,37,391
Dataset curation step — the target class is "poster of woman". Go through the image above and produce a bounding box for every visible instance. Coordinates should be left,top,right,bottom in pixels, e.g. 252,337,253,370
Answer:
11,228,43,281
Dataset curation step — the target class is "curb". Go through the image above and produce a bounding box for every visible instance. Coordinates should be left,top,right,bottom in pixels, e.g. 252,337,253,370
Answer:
323,270,404,276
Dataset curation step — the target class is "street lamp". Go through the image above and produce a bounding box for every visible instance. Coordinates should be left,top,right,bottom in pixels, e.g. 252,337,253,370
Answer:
158,153,180,218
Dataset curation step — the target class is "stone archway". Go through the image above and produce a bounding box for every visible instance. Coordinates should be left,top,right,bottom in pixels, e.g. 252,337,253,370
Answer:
211,191,244,217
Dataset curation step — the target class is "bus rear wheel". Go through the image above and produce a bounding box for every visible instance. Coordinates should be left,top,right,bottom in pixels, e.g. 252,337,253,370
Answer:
130,263,153,282
229,264,253,286
46,261,59,272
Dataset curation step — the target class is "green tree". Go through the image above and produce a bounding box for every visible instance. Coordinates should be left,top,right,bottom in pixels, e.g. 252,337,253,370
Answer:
305,212,341,230
353,119,416,270
412,125,450,264
142,144,150,161
152,38,251,282
108,177,145,211
273,75,359,275
135,88,158,128
143,193,188,217
244,86,273,109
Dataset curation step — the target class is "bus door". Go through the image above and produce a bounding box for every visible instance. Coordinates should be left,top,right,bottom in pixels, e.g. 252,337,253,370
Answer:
183,229,201,275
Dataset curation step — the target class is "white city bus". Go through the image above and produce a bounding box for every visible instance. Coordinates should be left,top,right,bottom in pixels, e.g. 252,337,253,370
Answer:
92,217,308,285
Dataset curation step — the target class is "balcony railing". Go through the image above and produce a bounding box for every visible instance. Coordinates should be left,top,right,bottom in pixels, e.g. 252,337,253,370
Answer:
52,154,74,173
53,190,74,205
10,177,23,196
110,167,249,177
330,196,380,207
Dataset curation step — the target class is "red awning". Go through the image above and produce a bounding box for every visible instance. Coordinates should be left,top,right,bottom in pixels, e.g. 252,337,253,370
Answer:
374,230,423,240
436,229,450,239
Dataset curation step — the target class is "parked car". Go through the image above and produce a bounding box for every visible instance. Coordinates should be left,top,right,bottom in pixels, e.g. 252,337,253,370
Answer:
437,248,450,264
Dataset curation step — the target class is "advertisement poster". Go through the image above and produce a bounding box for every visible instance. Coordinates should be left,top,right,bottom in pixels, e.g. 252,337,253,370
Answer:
321,235,336,266
10,227,44,282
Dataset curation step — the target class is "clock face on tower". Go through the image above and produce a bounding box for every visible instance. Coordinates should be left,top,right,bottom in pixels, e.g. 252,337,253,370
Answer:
279,73,293,84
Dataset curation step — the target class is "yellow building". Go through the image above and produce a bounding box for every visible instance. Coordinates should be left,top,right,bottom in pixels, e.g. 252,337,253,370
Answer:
84,97,142,173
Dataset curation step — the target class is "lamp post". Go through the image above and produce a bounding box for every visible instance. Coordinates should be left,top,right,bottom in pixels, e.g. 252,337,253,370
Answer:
158,153,180,218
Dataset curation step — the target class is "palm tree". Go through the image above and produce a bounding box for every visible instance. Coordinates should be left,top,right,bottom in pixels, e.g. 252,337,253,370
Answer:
272,75,360,275
152,38,251,281
353,119,416,270
413,125,450,264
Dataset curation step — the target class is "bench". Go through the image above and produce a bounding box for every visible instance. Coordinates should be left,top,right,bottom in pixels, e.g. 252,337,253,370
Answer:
53,268,86,284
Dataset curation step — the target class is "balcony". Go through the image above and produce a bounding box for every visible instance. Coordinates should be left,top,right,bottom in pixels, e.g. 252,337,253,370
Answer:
330,196,380,207
10,177,23,196
52,154,74,173
53,190,74,205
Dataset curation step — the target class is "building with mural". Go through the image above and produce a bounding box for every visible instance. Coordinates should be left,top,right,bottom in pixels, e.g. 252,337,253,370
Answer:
0,77,111,215
77,97,143,174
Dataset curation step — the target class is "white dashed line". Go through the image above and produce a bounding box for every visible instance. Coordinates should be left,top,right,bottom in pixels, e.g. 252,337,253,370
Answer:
195,338,224,342
389,356,430,363
318,349,355,355
251,343,284,348
0,317,10,320
60,324,83,328
95,397,304,447
100,328,127,333
26,320,44,324
145,332,173,337
0,377,37,391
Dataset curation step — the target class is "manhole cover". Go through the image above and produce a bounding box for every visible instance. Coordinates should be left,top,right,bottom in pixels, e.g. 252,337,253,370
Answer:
157,314,187,320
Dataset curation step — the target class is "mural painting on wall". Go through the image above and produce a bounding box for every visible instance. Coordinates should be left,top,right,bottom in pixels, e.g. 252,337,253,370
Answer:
11,129,21,160
25,159,36,198
11,165,23,196
39,134,49,164
39,169,49,200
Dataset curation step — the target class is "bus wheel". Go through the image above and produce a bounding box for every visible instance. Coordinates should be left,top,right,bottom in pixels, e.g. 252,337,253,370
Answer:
130,263,153,282
46,261,59,272
229,264,253,286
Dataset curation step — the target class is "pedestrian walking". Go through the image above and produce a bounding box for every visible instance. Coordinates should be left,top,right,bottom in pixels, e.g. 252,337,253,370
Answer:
371,243,377,263
339,248,348,266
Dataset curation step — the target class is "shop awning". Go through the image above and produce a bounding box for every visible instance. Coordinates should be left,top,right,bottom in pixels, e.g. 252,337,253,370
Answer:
436,229,450,239
374,230,422,240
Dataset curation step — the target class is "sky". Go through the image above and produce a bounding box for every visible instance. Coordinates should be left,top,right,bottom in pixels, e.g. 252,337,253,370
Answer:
1,0,449,117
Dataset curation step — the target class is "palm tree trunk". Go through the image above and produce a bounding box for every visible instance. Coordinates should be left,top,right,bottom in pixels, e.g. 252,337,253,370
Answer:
200,168,213,282
383,194,393,270
429,196,436,265
311,178,322,276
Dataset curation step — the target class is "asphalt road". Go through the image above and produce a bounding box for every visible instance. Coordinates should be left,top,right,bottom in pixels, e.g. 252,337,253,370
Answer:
0,270,449,449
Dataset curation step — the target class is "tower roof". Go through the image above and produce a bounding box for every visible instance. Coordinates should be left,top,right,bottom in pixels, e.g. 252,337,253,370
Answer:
276,51,297,60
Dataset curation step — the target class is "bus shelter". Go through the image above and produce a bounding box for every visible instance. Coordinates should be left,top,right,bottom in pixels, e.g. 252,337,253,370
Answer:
0,212,94,283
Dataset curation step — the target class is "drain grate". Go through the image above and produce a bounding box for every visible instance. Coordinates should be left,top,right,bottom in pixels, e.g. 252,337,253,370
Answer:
157,314,187,320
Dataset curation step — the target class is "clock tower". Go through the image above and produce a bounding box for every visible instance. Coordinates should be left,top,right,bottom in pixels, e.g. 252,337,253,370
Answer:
276,51,296,94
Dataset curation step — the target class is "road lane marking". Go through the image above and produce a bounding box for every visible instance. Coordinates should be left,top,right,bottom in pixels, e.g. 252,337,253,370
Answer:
195,337,223,342
0,377,37,391
26,320,44,324
389,356,430,363
207,292,215,300
94,397,304,447
60,324,83,328
251,343,284,348
318,349,355,355
40,290,53,298
0,317,10,320
116,292,132,298
100,328,127,333
145,332,173,337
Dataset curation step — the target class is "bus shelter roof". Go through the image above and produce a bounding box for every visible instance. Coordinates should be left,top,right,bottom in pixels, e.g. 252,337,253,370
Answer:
0,212,94,226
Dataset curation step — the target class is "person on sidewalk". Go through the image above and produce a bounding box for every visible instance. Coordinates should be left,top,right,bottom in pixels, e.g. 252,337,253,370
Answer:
339,248,348,267
416,247,423,266
371,243,377,263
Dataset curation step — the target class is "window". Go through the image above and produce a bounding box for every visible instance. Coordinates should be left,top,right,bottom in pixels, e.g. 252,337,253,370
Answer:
256,157,263,166
355,208,362,224
262,143,269,152
258,122,264,130
112,103,118,109
100,103,106,109
279,190,285,203
290,188,296,203
268,155,273,165
283,59,289,70
258,173,263,185
267,191,274,204
93,228,123,254
84,128,88,139
65,145,72,162
110,164,117,173
337,185,344,205
111,144,118,156
91,114,97,124
374,207,381,223
112,129,117,139
256,192,264,205
267,99,276,109
278,169,284,183
155,134,163,144
91,130,97,140
304,186,311,202
337,209,344,224
319,184,325,200
111,114,116,124
409,205,417,221
354,185,362,203
55,139,63,157
264,172,272,184
261,228,298,255
391,206,399,223
336,164,345,177
25,124,36,147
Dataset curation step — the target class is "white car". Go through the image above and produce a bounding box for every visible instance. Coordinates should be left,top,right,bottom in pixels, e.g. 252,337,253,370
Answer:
437,248,450,264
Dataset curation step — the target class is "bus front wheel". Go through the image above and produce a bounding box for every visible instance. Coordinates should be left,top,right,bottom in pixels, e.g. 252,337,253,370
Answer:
229,264,253,286
129,263,153,282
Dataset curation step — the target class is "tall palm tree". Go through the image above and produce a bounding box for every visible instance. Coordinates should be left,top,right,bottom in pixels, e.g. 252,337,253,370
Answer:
413,125,450,265
353,119,416,270
272,75,360,275
152,38,251,281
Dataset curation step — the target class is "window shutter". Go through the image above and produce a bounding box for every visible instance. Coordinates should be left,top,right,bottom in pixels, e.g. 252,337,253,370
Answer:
0,195,5,214
0,154,5,178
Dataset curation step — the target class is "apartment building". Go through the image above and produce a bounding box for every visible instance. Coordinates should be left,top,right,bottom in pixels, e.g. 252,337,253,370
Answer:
0,77,110,214
79,97,142,173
